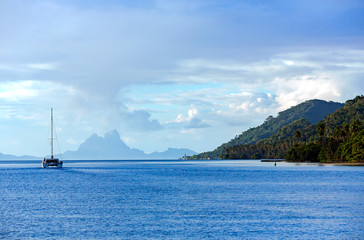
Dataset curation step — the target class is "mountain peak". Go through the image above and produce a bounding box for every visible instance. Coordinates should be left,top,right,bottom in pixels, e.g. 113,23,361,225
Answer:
62,130,197,160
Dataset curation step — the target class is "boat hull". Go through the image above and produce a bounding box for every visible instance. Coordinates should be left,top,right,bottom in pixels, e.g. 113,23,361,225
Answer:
42,158,63,168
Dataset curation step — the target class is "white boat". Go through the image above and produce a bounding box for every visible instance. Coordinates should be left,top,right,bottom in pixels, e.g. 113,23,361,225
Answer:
42,108,63,168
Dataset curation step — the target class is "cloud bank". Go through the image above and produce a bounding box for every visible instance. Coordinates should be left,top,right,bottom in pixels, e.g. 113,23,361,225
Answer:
0,0,363,155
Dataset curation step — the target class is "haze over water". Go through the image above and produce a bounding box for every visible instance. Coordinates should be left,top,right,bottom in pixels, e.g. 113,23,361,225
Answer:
1,160,363,239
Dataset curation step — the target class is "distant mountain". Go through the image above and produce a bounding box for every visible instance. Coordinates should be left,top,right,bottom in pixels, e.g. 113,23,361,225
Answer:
63,130,197,160
148,148,197,159
192,99,344,159
0,130,196,161
63,130,145,160
0,153,40,160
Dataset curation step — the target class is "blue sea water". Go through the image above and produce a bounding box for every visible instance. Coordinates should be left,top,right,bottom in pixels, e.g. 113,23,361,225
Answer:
0,160,363,239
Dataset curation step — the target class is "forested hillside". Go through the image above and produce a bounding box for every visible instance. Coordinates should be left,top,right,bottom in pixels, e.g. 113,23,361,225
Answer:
218,96,363,162
287,96,364,162
190,99,344,159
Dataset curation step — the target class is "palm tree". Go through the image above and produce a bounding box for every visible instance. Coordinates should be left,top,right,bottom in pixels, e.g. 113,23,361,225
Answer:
317,121,325,146
317,121,325,138
349,118,362,135
294,130,302,144
333,127,342,141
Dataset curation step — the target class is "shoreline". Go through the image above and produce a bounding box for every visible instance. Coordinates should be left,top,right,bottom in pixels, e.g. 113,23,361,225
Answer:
317,162,364,166
286,161,364,166
261,159,364,166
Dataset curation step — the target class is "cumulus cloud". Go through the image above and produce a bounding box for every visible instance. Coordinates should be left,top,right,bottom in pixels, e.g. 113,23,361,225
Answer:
167,108,210,129
172,108,198,123
138,48,364,130
174,49,364,101
273,74,341,110
211,91,278,127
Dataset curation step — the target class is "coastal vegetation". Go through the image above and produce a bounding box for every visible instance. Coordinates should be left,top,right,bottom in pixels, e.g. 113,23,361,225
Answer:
286,118,363,162
189,96,363,163
286,96,364,163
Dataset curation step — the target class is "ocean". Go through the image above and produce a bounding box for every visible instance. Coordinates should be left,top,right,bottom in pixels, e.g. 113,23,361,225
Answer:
0,160,363,239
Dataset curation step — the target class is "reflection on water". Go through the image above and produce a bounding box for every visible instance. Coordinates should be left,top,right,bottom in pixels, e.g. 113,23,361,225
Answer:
1,160,363,239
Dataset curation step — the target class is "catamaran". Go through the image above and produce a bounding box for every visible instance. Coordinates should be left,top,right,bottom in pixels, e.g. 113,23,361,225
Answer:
42,108,63,168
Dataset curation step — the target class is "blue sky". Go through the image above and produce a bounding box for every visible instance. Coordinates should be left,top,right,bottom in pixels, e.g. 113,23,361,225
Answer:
0,0,364,156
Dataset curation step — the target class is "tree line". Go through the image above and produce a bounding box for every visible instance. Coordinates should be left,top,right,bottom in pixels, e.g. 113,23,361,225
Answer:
286,118,363,162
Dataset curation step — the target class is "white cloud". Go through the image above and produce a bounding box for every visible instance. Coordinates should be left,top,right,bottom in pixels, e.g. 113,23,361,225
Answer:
0,81,38,101
27,63,57,70
170,49,364,112
283,60,295,66
0,80,78,109
170,108,198,123
212,90,278,126
167,107,210,129
273,74,341,110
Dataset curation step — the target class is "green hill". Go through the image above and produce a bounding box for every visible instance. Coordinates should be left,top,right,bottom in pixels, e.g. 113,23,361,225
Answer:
190,99,344,159
212,95,363,162
286,96,364,162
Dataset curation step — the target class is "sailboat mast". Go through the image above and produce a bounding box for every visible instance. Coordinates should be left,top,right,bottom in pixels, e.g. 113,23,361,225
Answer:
51,108,53,159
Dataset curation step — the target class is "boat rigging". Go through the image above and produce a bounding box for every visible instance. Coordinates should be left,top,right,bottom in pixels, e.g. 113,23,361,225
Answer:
42,108,63,168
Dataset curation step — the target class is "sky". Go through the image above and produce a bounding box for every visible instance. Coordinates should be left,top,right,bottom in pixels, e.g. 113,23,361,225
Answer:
1,0,364,156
